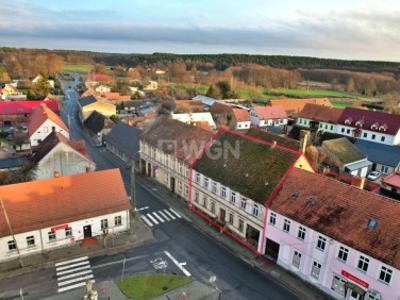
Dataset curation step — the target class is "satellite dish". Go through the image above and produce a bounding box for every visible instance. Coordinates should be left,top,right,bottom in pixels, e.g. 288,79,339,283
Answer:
209,275,217,283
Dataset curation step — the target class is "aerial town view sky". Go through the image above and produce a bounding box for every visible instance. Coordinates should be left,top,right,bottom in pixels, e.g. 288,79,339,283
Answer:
0,0,399,60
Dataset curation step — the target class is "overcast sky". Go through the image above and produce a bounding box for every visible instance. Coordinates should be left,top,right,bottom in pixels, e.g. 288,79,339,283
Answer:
0,0,399,61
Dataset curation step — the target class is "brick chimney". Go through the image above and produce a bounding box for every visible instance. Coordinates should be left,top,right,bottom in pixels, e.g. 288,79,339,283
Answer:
54,171,61,178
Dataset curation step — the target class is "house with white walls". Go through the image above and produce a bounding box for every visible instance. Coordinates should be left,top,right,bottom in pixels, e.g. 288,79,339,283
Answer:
0,169,130,263
232,108,251,131
297,103,343,134
265,168,400,300
250,106,288,129
336,107,400,146
28,104,69,147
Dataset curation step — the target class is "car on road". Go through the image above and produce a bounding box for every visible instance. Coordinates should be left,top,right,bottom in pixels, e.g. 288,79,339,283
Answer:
367,171,381,181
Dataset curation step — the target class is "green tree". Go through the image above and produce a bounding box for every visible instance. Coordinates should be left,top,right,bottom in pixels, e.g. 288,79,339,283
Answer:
29,76,51,99
206,84,222,99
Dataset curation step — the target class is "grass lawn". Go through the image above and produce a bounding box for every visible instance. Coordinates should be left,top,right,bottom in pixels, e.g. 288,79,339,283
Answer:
168,83,209,94
268,88,360,98
62,64,94,74
117,274,193,300
331,100,356,108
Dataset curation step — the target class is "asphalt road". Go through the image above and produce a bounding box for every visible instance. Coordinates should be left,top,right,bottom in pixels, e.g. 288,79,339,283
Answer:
0,76,299,300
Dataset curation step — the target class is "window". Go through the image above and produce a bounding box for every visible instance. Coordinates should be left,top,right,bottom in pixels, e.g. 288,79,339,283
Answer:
221,186,227,198
357,255,370,273
252,205,259,217
195,172,200,183
372,134,376,140
381,136,385,142
8,240,16,251
346,129,351,134
330,125,334,130
101,219,108,230
163,173,168,185
341,128,345,133
194,191,199,203
297,226,306,240
115,216,122,226
363,132,368,138
316,236,327,251
269,212,276,225
292,251,302,268
26,236,35,247
311,261,321,279
229,213,234,225
378,265,393,284
178,181,182,193
230,192,236,204
283,219,291,232
43,127,48,133
211,181,217,194
202,195,207,208
238,219,244,232
210,201,215,214
240,198,247,210
48,231,56,242
65,227,72,237
184,185,188,197
203,177,209,188
331,275,346,297
337,246,349,263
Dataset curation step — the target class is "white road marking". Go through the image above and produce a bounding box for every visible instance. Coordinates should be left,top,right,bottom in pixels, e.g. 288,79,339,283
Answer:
141,215,153,227
163,209,176,220
55,256,89,267
56,265,91,276
91,254,149,270
57,280,95,293
158,211,170,221
169,208,182,218
152,212,165,223
56,261,90,272
58,270,93,281
164,251,191,277
58,274,94,287
146,213,159,225
135,206,149,212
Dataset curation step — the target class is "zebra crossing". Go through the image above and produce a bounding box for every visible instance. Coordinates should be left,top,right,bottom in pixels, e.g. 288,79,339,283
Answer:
55,256,94,293
141,208,182,227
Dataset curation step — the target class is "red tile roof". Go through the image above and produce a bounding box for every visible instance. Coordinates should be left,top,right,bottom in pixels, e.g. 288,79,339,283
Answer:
232,108,251,122
298,103,343,123
0,169,130,237
271,168,400,269
28,104,68,137
254,106,287,120
101,92,131,102
270,98,332,115
0,101,59,115
337,107,400,135
31,132,93,163
381,172,400,188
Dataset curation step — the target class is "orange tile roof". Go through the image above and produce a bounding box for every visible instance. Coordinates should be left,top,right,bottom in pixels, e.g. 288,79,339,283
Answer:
253,106,287,120
270,98,332,115
298,103,343,123
381,172,400,188
271,168,400,269
193,121,212,131
0,169,130,237
28,104,69,137
232,108,250,122
101,92,131,102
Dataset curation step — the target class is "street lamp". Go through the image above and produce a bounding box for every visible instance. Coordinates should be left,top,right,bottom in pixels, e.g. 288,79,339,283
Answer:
131,150,142,210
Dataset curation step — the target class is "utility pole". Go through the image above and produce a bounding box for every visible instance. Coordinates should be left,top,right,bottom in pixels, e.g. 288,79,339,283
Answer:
131,158,136,209
0,198,24,267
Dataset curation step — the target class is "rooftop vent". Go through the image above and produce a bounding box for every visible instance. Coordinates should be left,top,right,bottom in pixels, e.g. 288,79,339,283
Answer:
245,173,249,178
264,181,269,187
306,196,316,205
367,218,378,230
292,191,300,198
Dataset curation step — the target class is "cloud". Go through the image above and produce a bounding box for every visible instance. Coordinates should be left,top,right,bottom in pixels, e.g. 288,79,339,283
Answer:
0,1,399,61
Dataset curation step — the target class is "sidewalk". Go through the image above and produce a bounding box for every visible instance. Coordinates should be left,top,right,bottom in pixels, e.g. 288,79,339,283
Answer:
137,175,332,300
0,214,153,281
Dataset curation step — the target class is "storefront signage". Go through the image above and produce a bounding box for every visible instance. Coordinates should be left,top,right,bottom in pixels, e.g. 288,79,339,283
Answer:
51,224,68,232
341,270,369,289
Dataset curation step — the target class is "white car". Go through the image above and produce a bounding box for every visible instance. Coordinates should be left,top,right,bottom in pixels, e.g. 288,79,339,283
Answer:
367,171,381,181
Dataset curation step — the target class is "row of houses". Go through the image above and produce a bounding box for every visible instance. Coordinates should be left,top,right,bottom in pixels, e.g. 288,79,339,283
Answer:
139,117,400,300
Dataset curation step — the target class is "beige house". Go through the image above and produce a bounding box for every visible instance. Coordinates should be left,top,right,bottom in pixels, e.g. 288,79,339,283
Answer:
78,95,116,121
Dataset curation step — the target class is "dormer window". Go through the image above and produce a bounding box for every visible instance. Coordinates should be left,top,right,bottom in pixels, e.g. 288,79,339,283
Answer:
379,124,388,132
344,118,352,125
355,120,364,128
371,122,379,130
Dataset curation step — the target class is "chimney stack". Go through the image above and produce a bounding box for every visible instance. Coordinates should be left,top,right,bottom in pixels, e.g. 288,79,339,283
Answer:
300,130,310,154
351,176,366,190
271,140,277,148
54,171,61,178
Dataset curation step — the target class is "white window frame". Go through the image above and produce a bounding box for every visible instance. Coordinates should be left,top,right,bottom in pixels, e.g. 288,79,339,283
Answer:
357,255,370,273
297,226,306,240
115,215,122,226
378,265,393,285
292,250,302,269
26,235,35,247
311,261,321,279
221,186,227,198
252,204,259,217
316,236,327,251
8,240,16,251
231,192,236,204
48,231,56,242
269,212,276,225
337,246,349,263
283,219,291,233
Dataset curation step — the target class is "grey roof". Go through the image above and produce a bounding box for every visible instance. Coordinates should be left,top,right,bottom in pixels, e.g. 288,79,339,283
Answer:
354,139,400,167
79,95,97,107
84,111,106,134
193,95,216,107
0,156,29,170
322,137,366,164
104,123,142,159
345,160,373,171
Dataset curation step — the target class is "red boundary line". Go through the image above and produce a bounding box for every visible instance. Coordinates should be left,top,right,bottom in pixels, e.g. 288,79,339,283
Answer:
187,128,301,255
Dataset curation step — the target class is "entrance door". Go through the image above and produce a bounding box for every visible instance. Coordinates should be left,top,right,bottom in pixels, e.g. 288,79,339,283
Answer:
265,238,280,261
348,290,361,300
147,163,151,177
219,208,226,223
83,225,92,238
170,177,176,193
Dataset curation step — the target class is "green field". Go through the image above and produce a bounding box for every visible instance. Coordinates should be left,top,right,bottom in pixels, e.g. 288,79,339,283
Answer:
269,88,359,99
168,83,209,94
117,274,192,300
331,100,356,108
62,64,94,74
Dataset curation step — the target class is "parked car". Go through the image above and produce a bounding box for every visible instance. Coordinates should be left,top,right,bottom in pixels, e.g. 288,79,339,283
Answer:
367,171,381,181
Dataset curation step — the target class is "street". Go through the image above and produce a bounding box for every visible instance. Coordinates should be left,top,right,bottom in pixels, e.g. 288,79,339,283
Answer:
0,76,300,300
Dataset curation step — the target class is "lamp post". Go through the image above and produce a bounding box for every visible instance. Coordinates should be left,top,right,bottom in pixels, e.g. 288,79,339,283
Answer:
131,150,142,210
